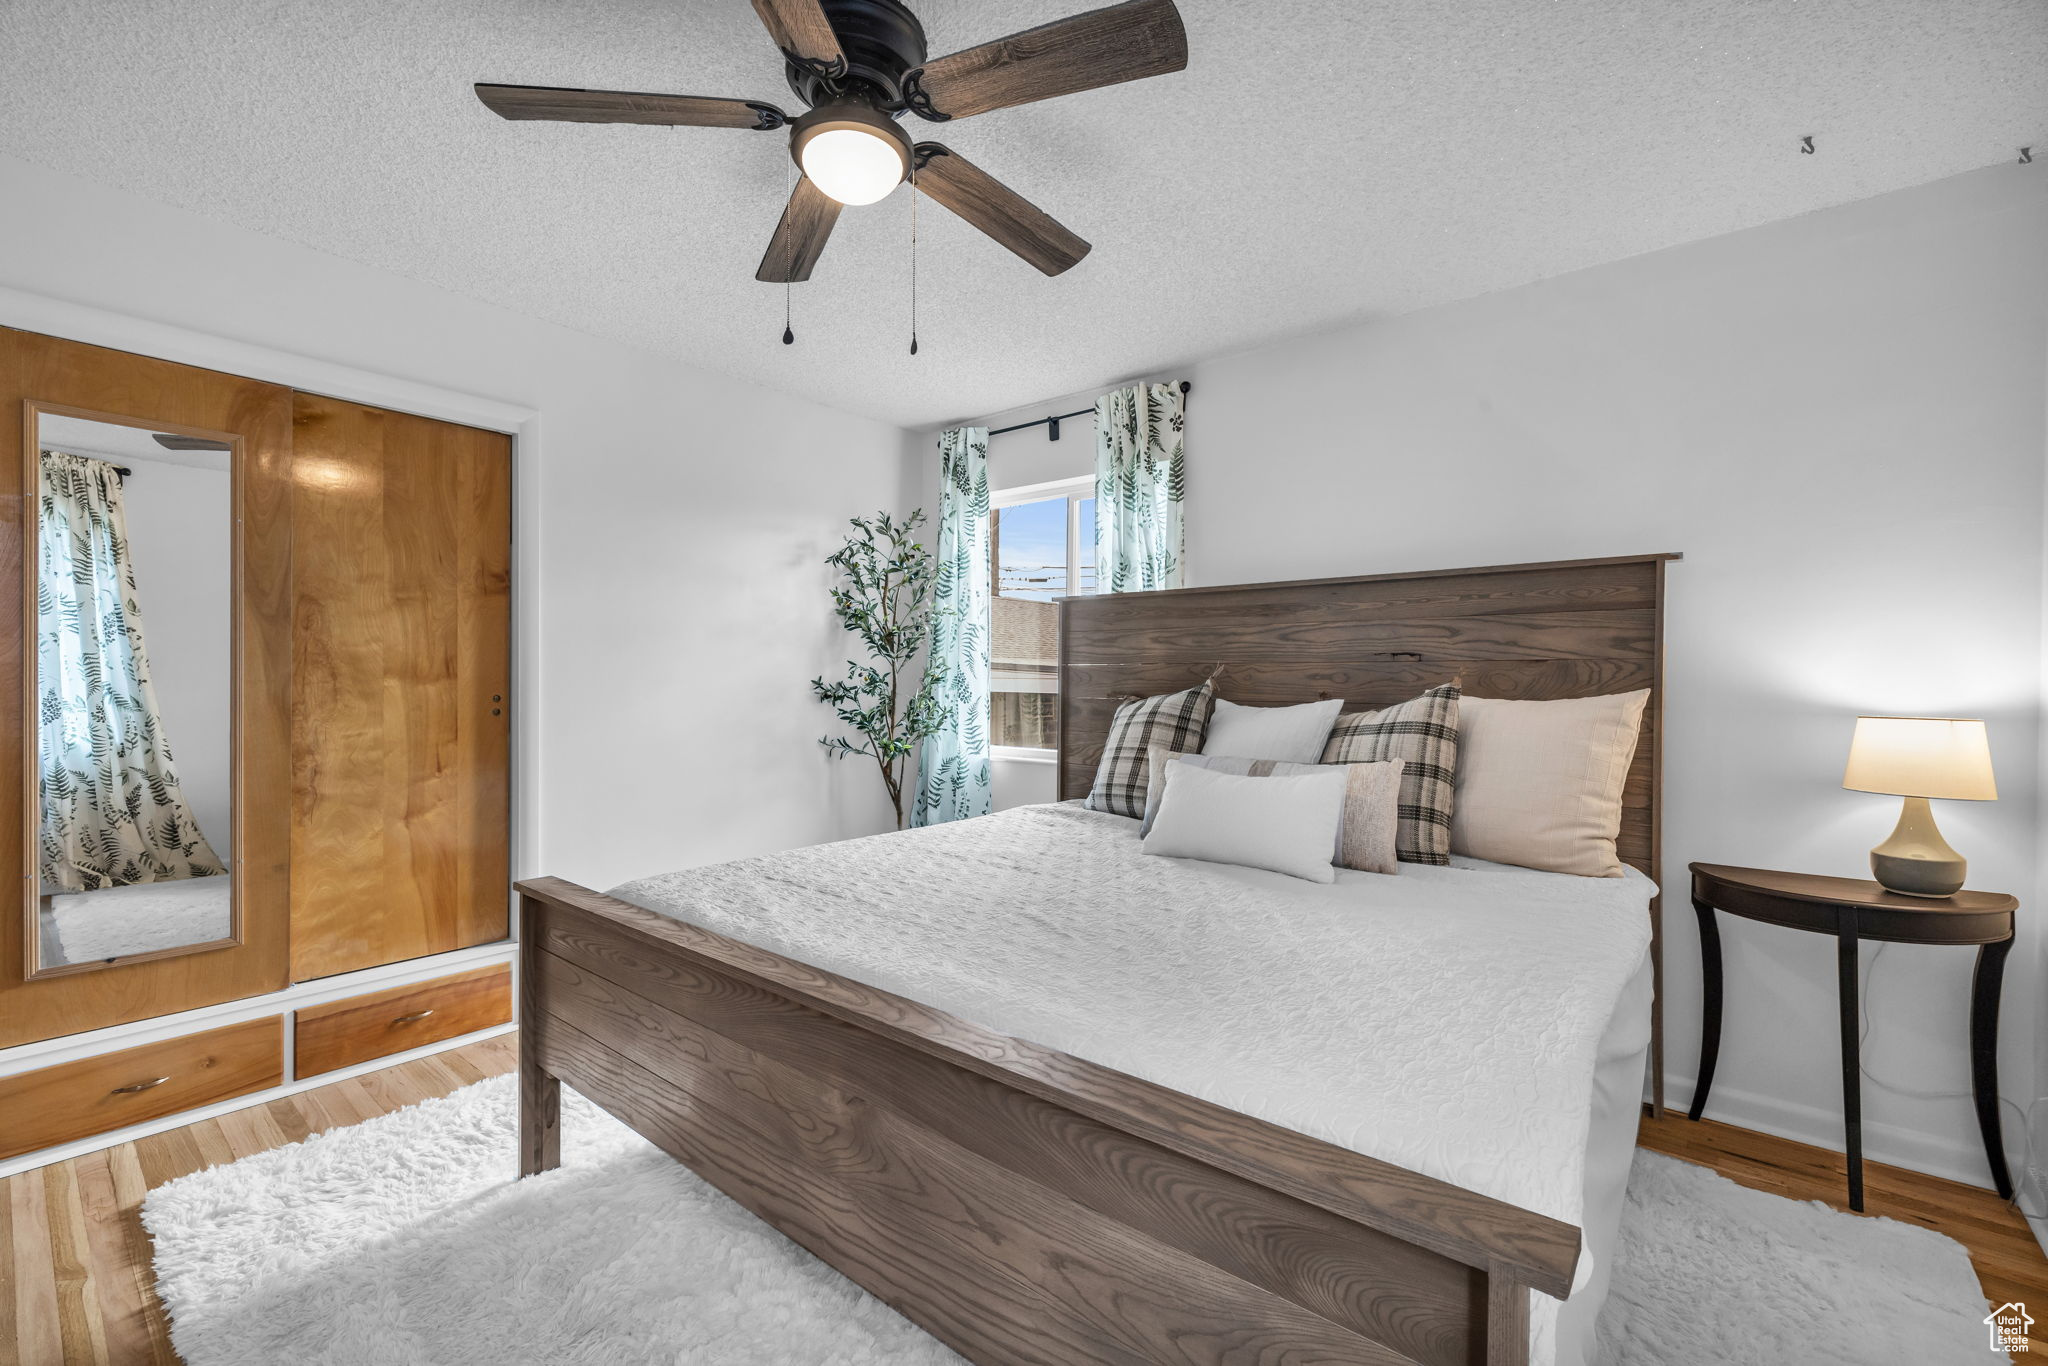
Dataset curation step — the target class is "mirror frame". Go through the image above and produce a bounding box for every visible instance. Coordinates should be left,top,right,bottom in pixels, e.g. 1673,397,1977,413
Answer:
22,400,243,980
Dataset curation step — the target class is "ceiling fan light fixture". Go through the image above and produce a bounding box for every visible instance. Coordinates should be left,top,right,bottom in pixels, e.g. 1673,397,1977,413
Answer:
790,102,911,206
476,0,1192,288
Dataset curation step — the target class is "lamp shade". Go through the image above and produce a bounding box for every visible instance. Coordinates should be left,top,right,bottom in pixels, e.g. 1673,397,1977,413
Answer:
1842,716,1996,801
789,103,910,208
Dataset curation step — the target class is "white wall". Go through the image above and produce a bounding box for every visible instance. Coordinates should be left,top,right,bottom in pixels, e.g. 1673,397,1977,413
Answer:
0,154,916,894
2037,287,2048,1218
118,459,233,849
923,164,2048,1187
1194,165,2048,1187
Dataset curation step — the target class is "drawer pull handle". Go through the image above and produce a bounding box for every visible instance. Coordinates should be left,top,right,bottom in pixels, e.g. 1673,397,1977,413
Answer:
110,1076,170,1095
392,1009,436,1025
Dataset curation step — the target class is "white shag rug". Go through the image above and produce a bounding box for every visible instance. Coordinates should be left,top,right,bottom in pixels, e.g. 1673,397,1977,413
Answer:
1596,1147,2006,1366
144,1076,2004,1366
40,874,232,966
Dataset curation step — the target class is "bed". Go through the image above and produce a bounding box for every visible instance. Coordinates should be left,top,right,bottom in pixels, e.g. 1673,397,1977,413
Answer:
514,552,1674,1366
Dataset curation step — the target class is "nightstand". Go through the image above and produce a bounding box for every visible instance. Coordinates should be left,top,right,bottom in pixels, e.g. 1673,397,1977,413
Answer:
1687,862,2017,1212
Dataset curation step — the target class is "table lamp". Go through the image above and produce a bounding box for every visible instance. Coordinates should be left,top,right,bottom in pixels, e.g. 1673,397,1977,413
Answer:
1842,716,1996,897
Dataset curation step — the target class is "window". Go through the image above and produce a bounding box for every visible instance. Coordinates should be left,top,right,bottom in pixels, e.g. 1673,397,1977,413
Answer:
991,476,1095,752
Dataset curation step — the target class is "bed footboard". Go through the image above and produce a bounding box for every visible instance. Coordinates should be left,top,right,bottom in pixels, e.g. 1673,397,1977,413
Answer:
515,876,1580,1366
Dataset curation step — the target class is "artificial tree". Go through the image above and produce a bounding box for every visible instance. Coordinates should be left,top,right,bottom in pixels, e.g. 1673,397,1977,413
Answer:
812,510,949,829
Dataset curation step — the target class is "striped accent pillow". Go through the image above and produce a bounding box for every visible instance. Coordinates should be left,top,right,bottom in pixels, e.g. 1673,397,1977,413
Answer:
1084,678,1216,819
1319,683,1461,865
1142,747,1406,874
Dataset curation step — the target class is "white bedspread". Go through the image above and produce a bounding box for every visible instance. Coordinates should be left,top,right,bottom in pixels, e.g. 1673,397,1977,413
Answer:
611,801,1653,1366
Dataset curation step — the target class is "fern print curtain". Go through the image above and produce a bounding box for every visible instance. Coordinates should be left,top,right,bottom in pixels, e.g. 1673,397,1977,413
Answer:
37,450,226,893
1094,381,1186,592
911,427,993,827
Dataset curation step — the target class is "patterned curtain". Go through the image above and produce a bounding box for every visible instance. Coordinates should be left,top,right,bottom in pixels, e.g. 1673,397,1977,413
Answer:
37,451,226,893
1095,381,1187,592
911,427,993,827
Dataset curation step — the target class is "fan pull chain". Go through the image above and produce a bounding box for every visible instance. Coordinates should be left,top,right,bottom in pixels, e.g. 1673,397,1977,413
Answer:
782,157,795,345
908,157,919,356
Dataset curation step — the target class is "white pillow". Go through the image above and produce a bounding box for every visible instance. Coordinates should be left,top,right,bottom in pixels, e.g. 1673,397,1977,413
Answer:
1140,746,1405,875
1450,691,1650,878
1141,761,1348,883
1201,697,1344,763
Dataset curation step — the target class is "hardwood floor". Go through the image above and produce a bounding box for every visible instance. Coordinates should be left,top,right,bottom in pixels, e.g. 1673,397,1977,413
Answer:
1,1033,2039,1364
1639,1106,2048,1355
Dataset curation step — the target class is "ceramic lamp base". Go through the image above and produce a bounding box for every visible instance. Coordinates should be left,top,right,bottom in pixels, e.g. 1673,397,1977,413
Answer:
1869,795,1965,898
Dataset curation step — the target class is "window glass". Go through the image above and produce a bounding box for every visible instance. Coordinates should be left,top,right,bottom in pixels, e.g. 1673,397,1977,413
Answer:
1077,497,1096,594
990,488,1093,750
992,497,1062,748
995,497,1067,599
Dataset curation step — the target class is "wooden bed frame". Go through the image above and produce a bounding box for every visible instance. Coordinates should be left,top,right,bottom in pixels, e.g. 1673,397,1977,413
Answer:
515,552,1674,1366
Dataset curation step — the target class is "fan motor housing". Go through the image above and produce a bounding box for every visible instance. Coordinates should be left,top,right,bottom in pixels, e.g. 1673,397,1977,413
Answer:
785,0,928,110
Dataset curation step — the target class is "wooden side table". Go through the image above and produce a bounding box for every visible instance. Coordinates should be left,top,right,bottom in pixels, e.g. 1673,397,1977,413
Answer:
1687,863,2017,1212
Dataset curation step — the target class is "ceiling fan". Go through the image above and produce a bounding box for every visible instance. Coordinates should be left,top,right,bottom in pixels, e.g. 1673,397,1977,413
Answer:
474,0,1188,283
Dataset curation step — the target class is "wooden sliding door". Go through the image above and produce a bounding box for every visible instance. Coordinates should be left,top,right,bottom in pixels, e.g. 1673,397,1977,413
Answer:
0,328,293,1048
290,394,511,980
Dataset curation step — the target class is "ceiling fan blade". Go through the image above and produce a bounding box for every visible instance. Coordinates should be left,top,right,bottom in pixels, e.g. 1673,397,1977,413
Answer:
750,0,847,76
913,145,1090,276
756,177,843,283
152,434,232,452
474,84,786,129
905,0,1187,121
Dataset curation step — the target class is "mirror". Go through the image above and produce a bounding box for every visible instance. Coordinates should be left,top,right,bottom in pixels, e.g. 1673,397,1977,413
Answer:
28,409,235,975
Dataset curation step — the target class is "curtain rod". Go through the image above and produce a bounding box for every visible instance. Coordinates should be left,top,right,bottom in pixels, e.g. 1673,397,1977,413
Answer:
41,448,132,479
987,380,1191,441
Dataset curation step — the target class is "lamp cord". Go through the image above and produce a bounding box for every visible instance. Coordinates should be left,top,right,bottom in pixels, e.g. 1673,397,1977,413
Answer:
1857,942,2045,1218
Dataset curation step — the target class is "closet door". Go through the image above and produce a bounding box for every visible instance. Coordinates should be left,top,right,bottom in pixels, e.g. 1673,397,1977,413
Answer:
290,394,511,980
0,328,293,1048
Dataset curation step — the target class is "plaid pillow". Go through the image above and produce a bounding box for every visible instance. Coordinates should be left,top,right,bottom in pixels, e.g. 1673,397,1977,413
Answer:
1319,683,1461,864
1084,678,1216,819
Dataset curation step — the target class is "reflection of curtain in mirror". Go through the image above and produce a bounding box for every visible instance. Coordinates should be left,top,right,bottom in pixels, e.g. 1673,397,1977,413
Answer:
37,450,226,893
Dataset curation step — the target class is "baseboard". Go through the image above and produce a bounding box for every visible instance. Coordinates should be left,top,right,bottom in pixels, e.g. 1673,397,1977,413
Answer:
2018,1161,2048,1259
1665,1068,2001,1192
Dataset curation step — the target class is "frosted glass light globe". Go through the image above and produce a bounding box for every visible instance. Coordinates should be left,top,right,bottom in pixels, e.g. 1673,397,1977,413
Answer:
800,127,906,206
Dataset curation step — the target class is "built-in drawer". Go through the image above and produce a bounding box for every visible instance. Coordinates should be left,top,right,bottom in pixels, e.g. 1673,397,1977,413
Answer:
0,1016,283,1161
293,964,512,1079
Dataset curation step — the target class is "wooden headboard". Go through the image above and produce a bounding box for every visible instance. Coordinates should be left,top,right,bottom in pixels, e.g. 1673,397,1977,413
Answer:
1055,552,1678,1109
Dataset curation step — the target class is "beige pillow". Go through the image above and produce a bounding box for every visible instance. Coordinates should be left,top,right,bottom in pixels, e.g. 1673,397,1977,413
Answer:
1143,745,1404,875
1450,691,1649,878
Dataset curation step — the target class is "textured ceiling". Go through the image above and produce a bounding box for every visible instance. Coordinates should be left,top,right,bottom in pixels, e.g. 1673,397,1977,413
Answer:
3,1,2042,427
